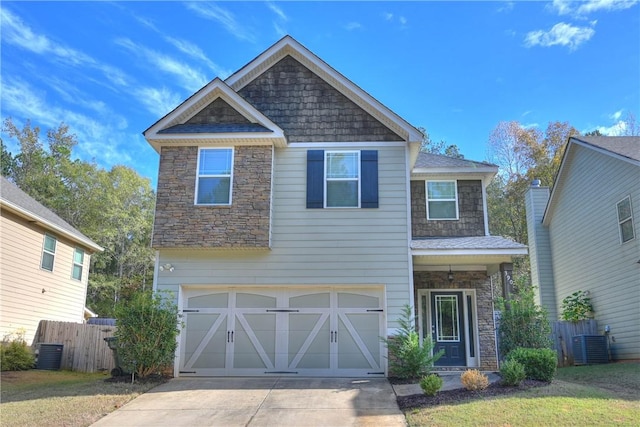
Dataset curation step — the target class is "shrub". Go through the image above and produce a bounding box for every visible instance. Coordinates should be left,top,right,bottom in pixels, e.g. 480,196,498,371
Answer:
114,291,181,378
496,281,552,357
507,347,557,382
460,369,489,391
560,291,594,322
500,359,526,386
420,373,443,396
382,305,443,380
1,332,35,371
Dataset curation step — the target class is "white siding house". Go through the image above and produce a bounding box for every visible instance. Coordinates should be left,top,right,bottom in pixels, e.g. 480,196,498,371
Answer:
526,136,640,360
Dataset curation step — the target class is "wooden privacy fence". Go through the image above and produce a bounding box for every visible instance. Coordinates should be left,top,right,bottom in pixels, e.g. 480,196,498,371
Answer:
551,319,598,367
32,320,116,373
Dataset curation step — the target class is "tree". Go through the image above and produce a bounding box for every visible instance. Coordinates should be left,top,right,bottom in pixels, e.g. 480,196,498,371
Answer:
418,127,464,158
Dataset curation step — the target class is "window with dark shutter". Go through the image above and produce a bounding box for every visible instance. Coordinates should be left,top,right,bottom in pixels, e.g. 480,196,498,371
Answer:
361,150,378,208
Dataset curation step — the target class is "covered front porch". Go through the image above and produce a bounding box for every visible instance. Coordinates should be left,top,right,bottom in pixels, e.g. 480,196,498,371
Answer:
411,236,527,371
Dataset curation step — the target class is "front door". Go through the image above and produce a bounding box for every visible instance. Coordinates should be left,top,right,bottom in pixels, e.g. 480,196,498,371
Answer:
431,292,465,366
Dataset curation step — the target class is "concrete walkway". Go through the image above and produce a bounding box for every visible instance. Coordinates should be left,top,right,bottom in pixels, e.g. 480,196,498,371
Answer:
91,377,406,427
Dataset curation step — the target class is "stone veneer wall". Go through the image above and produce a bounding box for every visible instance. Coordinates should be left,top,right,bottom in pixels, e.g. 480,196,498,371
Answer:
411,180,485,238
152,145,272,248
413,270,498,370
238,55,403,142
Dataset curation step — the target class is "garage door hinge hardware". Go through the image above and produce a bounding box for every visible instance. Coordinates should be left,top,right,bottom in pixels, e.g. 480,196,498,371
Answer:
182,309,200,313
265,309,300,312
366,309,384,312
179,371,196,374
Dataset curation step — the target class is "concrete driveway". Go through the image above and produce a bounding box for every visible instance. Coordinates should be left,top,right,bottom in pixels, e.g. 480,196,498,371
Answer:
91,377,406,427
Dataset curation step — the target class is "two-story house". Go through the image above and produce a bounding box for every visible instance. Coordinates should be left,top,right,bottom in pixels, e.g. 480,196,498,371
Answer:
0,176,103,344
144,36,526,377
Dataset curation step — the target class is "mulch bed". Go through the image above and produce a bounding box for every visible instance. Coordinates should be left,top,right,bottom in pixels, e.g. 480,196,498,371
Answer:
396,379,549,410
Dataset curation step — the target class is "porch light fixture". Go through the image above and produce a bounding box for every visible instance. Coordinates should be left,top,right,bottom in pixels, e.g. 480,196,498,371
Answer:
159,263,174,272
448,266,454,283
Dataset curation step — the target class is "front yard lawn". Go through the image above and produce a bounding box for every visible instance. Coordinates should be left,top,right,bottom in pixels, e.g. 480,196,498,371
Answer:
403,362,639,427
0,370,163,427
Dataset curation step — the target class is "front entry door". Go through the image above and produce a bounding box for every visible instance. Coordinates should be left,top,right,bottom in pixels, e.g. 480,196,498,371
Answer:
431,292,465,366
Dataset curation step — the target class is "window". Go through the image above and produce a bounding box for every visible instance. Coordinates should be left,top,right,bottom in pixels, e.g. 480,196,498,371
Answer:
326,151,360,208
72,248,84,280
41,234,57,271
617,196,635,243
306,150,378,209
426,181,458,220
195,148,233,205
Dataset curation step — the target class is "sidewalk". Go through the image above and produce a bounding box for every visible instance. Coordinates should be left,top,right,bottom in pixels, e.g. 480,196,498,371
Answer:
392,372,501,397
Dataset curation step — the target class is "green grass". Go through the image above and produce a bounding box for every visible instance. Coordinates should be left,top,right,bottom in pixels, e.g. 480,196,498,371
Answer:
0,370,161,427
405,362,640,427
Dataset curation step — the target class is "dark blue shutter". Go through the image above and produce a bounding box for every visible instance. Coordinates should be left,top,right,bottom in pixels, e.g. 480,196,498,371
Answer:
306,150,324,208
361,150,378,208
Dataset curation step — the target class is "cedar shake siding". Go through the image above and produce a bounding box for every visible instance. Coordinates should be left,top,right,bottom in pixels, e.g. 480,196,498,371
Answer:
413,271,498,370
153,145,272,249
411,180,486,238
186,98,252,125
238,56,403,142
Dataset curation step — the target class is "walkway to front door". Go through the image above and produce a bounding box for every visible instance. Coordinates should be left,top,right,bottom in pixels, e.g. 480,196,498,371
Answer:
90,377,406,427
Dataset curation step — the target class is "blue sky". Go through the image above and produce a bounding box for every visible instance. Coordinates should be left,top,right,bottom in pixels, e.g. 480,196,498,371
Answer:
1,1,638,187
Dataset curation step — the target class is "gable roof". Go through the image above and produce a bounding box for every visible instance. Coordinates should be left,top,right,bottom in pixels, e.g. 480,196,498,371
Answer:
543,135,640,224
412,152,498,185
144,78,286,151
0,176,103,252
144,36,423,158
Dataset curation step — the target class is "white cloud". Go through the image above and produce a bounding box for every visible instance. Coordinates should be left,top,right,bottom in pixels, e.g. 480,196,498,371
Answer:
521,122,540,129
610,109,624,121
135,87,183,118
266,1,288,21
164,36,231,78
497,2,515,13
115,38,208,92
596,120,627,135
399,16,408,26
274,22,287,38
186,2,256,43
549,0,638,16
524,22,595,50
345,22,363,31
384,12,393,21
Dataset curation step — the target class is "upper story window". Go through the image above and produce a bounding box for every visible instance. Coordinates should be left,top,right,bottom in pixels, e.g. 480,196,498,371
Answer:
72,248,85,280
325,151,360,208
195,148,233,205
426,180,459,220
617,196,635,243
41,234,57,271
307,150,378,209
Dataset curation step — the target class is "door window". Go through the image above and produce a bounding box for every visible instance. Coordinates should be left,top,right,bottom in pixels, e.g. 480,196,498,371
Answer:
435,295,460,342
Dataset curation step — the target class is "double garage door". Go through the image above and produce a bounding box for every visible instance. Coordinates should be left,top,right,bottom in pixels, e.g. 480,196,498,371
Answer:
179,287,385,377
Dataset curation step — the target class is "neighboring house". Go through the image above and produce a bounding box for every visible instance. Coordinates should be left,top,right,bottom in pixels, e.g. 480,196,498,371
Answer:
526,136,640,360
144,36,526,377
0,176,103,345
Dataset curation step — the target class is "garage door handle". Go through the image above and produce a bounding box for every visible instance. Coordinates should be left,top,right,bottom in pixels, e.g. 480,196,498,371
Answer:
227,331,234,343
266,309,300,312
330,331,338,342
367,309,384,312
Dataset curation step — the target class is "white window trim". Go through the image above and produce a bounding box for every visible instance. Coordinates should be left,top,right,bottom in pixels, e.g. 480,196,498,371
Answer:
324,150,361,209
426,180,459,220
41,233,57,272
617,195,635,244
194,147,234,206
72,247,84,281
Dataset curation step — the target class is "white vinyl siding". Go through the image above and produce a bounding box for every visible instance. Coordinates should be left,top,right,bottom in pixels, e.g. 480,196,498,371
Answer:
426,181,458,220
546,145,640,359
156,144,412,331
325,151,360,208
195,148,234,205
41,234,57,271
617,196,635,243
1,210,91,344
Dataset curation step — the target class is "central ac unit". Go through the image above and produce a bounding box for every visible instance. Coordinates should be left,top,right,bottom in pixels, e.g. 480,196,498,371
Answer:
572,335,608,365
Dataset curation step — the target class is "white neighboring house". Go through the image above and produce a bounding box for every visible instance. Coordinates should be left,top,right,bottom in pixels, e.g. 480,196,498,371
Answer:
0,176,103,344
526,136,640,360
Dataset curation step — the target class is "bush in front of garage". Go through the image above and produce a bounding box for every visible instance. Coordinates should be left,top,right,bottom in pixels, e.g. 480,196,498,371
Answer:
383,304,443,380
114,292,181,378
